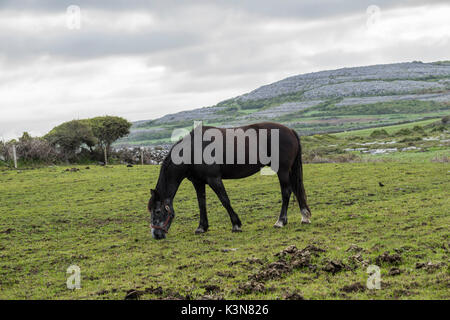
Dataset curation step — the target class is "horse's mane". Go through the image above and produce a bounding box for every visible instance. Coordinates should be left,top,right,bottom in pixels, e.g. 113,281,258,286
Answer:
154,145,176,197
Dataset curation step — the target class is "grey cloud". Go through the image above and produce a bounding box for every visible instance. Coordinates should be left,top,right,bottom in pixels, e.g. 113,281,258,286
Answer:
0,30,202,62
1,0,447,18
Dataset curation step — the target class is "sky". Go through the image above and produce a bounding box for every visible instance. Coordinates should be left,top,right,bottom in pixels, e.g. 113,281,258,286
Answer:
0,0,449,140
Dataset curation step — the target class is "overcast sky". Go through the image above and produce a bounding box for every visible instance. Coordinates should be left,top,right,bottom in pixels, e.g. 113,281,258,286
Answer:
1,0,449,140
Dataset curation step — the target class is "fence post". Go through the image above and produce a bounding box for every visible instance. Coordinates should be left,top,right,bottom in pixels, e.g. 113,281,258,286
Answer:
104,146,108,166
12,144,17,169
141,147,144,165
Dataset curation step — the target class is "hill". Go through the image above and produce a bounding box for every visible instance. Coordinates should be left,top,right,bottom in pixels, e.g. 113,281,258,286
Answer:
116,61,450,147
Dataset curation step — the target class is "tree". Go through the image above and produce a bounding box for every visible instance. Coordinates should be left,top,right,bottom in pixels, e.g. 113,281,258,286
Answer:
45,120,97,161
89,116,131,165
19,132,32,143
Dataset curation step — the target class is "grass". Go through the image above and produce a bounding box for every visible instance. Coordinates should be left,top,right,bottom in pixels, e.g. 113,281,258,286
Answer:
1,160,449,300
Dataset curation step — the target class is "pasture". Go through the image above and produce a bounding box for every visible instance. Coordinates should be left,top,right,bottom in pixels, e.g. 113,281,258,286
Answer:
0,161,449,299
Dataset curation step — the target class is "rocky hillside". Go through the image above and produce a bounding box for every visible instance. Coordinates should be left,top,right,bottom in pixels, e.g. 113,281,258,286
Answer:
116,61,450,147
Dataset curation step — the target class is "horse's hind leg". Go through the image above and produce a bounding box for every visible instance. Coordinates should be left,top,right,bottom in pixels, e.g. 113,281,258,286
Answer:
207,177,242,232
274,170,292,228
295,180,311,224
192,180,208,234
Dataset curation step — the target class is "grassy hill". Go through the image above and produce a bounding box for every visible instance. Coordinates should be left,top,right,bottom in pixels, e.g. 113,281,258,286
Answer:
116,61,450,147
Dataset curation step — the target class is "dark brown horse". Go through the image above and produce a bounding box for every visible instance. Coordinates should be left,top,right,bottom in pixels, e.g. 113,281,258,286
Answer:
148,122,311,239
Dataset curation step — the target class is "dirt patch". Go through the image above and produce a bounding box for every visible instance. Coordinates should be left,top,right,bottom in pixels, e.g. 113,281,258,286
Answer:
198,294,224,300
282,292,305,300
238,281,266,294
393,289,415,299
96,289,109,296
246,257,264,265
376,251,402,265
124,289,143,300
388,267,401,276
250,260,292,282
227,260,242,266
216,271,235,278
124,286,168,300
275,244,326,258
0,228,13,234
341,282,366,293
415,261,444,272
323,260,346,274
202,284,221,294
347,253,369,268
176,264,188,270
346,244,365,253
248,244,326,283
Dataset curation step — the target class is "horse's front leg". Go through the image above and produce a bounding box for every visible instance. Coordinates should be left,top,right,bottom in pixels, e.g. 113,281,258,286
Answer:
207,177,242,232
193,180,209,234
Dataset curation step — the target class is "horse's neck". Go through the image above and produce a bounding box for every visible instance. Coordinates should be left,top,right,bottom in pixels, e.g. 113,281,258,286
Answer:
156,157,184,200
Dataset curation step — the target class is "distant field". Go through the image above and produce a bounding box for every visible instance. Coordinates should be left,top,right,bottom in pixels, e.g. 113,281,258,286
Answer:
1,160,449,299
335,118,441,137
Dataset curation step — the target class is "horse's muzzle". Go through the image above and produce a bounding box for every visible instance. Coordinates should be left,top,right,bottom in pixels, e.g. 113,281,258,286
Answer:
151,227,166,240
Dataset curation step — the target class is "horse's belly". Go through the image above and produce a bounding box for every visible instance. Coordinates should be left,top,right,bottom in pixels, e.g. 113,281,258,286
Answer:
220,164,263,179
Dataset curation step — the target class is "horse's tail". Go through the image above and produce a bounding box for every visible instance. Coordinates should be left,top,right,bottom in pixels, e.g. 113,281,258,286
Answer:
289,129,311,220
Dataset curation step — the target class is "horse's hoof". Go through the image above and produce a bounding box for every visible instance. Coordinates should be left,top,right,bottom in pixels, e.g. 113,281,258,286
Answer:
301,217,311,224
301,208,311,224
195,227,207,234
232,225,242,232
273,220,286,228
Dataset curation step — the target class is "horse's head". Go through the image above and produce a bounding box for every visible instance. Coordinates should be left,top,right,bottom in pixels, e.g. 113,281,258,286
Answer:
148,189,175,240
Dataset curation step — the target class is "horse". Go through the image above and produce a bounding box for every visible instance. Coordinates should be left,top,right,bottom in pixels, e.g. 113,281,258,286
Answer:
147,122,311,239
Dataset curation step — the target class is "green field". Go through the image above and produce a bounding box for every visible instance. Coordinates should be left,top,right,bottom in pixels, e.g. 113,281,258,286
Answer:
1,158,449,299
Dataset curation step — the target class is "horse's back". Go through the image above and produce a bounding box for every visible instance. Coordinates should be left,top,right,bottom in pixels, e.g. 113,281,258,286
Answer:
210,122,300,179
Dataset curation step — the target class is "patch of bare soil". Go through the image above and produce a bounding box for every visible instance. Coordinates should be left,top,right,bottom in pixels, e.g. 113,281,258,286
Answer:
376,251,402,265
347,253,369,268
392,289,415,299
216,271,235,278
246,257,264,265
0,228,13,234
124,286,190,300
341,282,366,293
202,284,221,294
322,260,346,274
388,267,402,276
238,281,266,294
198,294,224,300
415,261,445,272
250,260,292,281
346,244,365,253
249,244,326,283
282,292,305,300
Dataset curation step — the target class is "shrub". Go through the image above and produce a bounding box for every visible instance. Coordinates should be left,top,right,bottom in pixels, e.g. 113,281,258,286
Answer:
394,128,412,136
412,125,425,134
370,129,389,139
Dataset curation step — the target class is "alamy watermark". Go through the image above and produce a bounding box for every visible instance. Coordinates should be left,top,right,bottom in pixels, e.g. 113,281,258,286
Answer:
66,5,81,30
66,265,81,290
366,5,381,31
170,121,280,175
366,265,381,290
